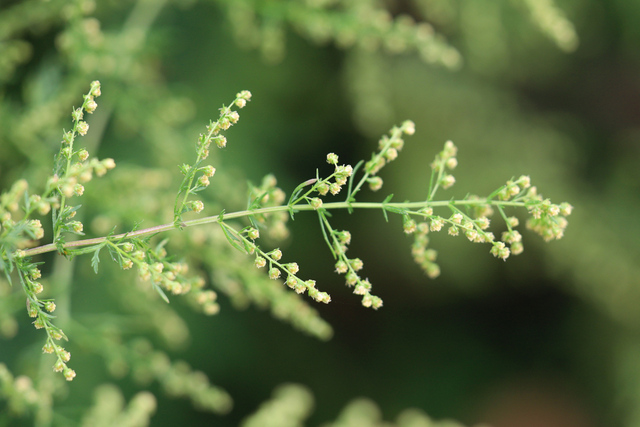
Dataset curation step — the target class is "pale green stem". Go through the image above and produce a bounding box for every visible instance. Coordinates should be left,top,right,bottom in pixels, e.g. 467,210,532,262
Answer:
22,199,529,257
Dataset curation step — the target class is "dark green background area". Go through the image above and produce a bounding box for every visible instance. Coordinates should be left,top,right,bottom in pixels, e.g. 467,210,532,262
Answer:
1,1,639,426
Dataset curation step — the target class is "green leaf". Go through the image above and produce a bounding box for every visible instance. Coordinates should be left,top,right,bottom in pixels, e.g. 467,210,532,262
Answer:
345,160,364,212
383,206,406,215
317,212,336,259
219,223,246,253
0,254,13,285
91,245,103,274
288,177,316,207
152,281,170,304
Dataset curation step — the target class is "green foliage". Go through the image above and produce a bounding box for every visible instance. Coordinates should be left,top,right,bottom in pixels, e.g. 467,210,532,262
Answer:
2,0,637,426
0,78,570,423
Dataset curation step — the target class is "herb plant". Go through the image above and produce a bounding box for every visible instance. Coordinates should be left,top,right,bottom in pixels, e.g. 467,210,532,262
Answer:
0,0,581,425
1,79,571,424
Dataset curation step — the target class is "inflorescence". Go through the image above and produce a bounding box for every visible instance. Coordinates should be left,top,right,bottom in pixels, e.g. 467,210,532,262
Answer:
0,84,572,381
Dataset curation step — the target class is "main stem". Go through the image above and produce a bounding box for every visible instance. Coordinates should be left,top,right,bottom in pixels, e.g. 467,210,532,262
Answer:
22,199,527,257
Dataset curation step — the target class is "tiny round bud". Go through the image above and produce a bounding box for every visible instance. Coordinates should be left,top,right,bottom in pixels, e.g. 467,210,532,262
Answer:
72,108,84,121
506,216,519,228
316,182,329,196
475,216,490,230
310,197,323,210
465,229,478,241
430,218,444,232
426,263,440,279
197,175,210,187
402,120,415,135
247,228,260,239
441,174,455,189
72,221,83,233
77,121,89,136
511,241,524,255
403,217,417,234
443,140,457,157
517,175,531,188
368,176,383,191
85,98,98,113
192,200,204,213
28,302,38,317
337,231,351,245
490,242,510,261
326,153,339,165
29,267,41,280
90,80,101,97
255,257,266,268
102,158,116,169
63,367,76,381
285,263,299,274
384,148,398,161
203,303,220,315
350,258,363,271
270,249,282,261
268,267,281,280
559,203,573,216
77,149,89,162
74,184,84,196
286,275,297,288
346,271,358,285
227,111,240,124
237,90,252,100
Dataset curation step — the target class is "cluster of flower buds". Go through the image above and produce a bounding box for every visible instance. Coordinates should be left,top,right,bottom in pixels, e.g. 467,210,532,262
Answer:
111,240,214,313
315,153,354,196
14,256,75,380
177,91,252,222
52,157,116,200
525,194,572,242
363,120,414,192
248,174,289,240
330,227,382,309
252,243,331,304
429,140,458,195
196,90,251,160
127,340,232,414
67,80,100,137
408,220,441,279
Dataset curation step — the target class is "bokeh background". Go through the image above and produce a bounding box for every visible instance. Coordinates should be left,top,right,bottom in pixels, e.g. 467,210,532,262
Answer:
1,0,639,426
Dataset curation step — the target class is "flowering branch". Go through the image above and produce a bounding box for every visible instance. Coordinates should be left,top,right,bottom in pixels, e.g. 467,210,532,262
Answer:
2,84,572,382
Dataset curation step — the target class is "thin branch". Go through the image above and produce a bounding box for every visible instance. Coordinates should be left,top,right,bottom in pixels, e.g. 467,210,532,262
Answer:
22,199,529,257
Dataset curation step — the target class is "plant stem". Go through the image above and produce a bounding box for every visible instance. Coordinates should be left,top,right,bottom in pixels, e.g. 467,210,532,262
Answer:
22,199,529,257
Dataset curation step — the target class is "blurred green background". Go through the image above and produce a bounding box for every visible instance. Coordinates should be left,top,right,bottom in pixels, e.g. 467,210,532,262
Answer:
1,0,640,426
